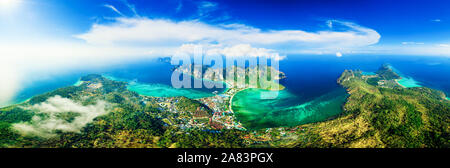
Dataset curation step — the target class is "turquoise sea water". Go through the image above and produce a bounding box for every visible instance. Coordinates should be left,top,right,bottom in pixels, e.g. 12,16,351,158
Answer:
232,88,348,129
104,72,225,99
127,83,218,99
397,77,422,88
362,71,376,75
73,80,83,86
362,69,423,88
388,65,423,88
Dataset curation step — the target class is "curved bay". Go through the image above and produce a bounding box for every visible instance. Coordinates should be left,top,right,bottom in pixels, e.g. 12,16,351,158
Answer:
232,88,348,130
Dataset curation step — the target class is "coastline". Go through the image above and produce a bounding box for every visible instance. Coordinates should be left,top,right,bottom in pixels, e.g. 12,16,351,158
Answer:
395,79,407,88
396,76,422,88
1,78,84,108
73,79,84,86
396,77,449,101
227,85,285,114
228,88,250,114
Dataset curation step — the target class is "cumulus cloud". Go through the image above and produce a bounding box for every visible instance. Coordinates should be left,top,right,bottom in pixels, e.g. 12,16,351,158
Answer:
177,43,285,60
12,96,110,138
75,18,380,49
222,44,284,59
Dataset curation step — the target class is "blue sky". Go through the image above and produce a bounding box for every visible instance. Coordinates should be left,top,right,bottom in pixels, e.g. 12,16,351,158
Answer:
2,0,450,46
1,0,449,63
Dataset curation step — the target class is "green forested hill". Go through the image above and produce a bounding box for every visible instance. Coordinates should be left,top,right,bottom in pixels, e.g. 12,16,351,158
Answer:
289,68,449,148
0,75,244,148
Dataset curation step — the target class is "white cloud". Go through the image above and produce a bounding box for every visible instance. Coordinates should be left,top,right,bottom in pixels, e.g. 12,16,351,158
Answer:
13,96,110,138
75,18,380,49
327,20,333,29
200,1,217,8
0,64,21,106
0,42,160,71
402,42,425,45
177,43,285,61
104,4,125,16
0,41,162,106
221,44,283,59
431,19,441,22
336,52,342,57
117,0,139,17
197,1,218,17
354,44,450,56
176,0,183,13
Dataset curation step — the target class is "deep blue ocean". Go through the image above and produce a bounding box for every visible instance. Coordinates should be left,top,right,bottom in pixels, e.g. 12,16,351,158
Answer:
5,55,450,108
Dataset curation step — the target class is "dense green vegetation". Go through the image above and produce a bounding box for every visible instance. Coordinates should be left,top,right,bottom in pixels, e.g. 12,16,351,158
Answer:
288,68,449,148
176,97,212,118
28,86,81,105
0,106,35,147
0,75,245,148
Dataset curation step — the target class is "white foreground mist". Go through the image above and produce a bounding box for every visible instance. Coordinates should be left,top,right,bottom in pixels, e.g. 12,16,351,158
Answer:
13,96,110,138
